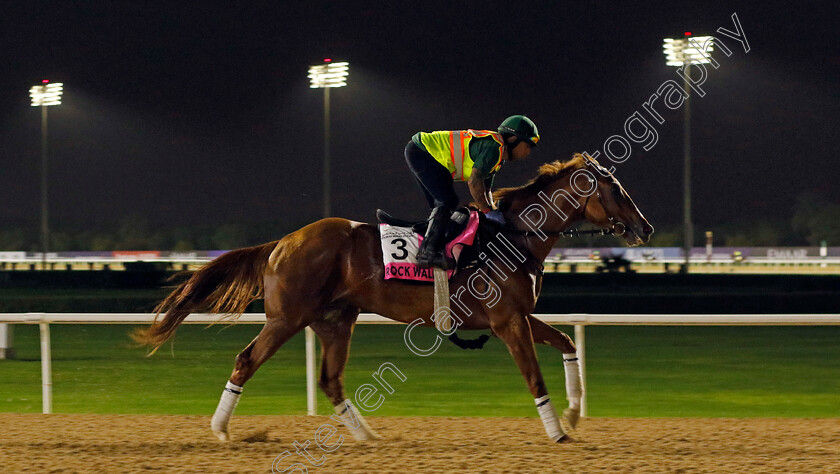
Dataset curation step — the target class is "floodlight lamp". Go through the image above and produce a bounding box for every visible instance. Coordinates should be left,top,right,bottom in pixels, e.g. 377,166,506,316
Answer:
662,37,715,66
30,82,64,106
308,62,350,88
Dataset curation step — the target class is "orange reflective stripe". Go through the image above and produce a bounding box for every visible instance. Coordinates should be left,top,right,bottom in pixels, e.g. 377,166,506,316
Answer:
447,132,457,179
489,153,503,173
459,131,470,179
450,131,469,180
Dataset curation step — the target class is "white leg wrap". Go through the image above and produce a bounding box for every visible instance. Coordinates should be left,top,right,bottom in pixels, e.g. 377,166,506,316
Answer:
535,395,566,442
563,353,582,409
333,399,380,441
563,353,582,429
211,381,242,441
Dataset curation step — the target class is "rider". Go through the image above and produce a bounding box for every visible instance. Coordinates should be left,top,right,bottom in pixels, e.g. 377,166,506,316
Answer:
405,115,540,268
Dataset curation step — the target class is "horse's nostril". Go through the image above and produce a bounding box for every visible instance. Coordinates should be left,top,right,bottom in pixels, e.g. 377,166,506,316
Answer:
642,225,653,235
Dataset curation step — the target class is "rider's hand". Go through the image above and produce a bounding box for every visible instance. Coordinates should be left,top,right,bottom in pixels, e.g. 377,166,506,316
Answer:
485,210,506,225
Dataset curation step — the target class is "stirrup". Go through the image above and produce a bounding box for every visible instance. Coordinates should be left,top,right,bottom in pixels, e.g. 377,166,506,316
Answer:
416,251,454,270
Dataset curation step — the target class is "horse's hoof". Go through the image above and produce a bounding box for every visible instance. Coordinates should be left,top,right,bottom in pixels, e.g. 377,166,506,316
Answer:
556,434,574,443
353,430,381,441
563,407,581,429
213,429,231,441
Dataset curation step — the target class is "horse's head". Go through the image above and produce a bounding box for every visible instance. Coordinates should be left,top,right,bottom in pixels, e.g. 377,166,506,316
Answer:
579,153,653,246
494,153,653,247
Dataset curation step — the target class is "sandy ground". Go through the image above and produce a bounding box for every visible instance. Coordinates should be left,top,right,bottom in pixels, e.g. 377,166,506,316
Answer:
2,414,839,473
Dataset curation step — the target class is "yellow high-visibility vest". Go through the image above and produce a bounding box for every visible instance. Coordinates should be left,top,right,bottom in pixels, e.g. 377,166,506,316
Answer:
418,130,505,181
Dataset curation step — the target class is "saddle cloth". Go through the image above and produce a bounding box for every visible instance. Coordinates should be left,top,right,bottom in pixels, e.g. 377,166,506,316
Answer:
380,211,479,281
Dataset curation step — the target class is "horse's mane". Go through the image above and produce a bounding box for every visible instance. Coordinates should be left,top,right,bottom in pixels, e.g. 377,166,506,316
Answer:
493,153,587,203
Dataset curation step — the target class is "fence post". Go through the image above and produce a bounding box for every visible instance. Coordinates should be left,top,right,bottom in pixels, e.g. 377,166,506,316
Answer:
305,327,316,416
39,322,52,414
0,324,13,359
574,324,587,417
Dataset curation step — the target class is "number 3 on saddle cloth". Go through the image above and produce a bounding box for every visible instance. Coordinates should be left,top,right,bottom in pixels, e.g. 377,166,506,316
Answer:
378,209,480,281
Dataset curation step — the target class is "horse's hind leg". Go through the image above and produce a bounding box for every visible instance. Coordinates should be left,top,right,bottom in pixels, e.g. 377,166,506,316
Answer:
309,307,380,441
528,315,583,429
211,318,303,441
492,314,569,443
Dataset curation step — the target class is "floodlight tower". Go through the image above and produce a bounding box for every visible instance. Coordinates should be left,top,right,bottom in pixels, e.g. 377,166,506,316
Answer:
29,81,64,268
308,60,349,218
663,35,714,272
304,60,348,416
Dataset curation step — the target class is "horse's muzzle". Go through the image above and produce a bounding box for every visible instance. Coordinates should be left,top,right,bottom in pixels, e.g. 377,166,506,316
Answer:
622,222,654,246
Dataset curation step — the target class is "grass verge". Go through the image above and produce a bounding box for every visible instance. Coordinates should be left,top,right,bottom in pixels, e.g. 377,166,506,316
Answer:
1,324,838,417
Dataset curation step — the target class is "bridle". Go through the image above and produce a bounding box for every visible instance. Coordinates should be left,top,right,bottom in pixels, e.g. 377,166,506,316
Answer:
501,163,626,239
476,159,632,278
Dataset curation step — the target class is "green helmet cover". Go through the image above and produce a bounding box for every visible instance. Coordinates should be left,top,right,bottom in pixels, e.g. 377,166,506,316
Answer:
498,115,540,146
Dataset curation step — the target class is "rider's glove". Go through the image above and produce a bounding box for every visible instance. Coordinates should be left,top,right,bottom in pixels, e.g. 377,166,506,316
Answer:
485,210,506,225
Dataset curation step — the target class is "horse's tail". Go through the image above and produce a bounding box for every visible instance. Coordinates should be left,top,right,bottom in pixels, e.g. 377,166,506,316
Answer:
131,240,278,353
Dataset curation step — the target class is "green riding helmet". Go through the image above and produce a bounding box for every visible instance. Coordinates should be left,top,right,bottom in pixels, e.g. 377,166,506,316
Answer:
498,115,540,147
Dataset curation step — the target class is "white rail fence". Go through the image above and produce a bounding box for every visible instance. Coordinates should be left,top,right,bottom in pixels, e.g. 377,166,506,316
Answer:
2,313,840,416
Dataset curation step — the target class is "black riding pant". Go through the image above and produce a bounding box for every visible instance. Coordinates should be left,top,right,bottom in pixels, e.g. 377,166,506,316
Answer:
404,141,458,211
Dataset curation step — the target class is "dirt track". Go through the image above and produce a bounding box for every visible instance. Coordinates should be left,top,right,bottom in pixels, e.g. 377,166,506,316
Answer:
2,414,839,473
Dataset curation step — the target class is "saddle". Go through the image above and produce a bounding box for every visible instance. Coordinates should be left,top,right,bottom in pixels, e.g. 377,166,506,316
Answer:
376,207,481,281
376,207,493,350
376,207,472,244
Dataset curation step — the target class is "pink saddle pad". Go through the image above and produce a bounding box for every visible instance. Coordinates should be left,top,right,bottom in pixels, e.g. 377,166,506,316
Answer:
380,211,479,281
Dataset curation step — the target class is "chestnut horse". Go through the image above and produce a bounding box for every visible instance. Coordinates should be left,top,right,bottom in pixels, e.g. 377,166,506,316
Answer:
133,153,652,443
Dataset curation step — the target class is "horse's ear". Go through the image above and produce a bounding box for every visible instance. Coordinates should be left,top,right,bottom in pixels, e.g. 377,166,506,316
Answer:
580,152,609,176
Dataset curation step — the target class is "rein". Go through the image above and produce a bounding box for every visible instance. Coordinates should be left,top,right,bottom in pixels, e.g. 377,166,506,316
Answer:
503,227,615,238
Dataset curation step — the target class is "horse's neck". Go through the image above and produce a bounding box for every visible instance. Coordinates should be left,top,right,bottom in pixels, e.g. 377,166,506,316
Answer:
509,176,584,263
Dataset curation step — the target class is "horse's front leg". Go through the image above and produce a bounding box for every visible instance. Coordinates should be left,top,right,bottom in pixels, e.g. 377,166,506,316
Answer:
492,314,569,443
528,314,583,429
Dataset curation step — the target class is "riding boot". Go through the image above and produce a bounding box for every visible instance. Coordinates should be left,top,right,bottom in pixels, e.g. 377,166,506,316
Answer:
416,206,452,269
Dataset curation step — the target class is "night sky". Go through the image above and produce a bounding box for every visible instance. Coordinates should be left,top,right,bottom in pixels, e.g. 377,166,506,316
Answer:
1,1,838,240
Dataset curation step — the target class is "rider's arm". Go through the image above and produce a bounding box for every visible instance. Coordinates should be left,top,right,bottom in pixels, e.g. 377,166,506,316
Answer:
468,168,494,212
